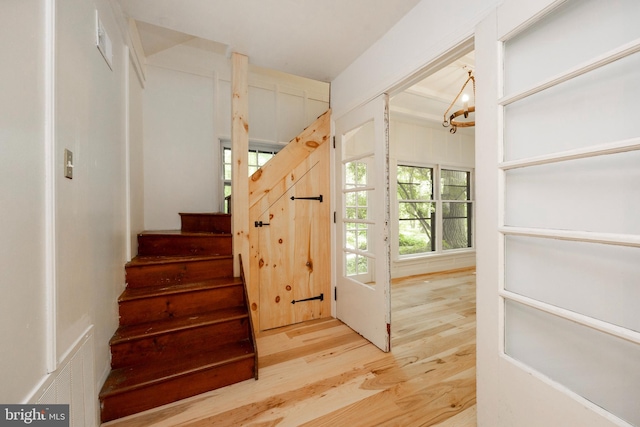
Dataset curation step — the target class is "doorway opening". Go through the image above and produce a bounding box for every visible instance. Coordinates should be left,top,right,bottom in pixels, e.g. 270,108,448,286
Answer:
387,47,477,349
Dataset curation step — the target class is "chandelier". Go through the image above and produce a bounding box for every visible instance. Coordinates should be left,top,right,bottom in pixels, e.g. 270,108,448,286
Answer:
442,70,475,134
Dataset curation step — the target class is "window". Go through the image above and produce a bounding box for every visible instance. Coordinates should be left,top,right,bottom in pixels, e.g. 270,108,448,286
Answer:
221,143,280,212
396,165,473,257
397,166,435,255
344,160,371,277
441,169,472,250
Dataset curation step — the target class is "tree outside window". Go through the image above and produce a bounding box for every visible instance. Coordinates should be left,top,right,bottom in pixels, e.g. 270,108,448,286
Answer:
397,165,473,257
397,165,434,255
441,169,472,250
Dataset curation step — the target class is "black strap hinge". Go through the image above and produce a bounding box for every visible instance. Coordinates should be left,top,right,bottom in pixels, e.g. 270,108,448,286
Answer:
290,195,323,202
291,293,324,304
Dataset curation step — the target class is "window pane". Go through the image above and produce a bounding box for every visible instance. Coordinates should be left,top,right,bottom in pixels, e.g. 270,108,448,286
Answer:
345,161,368,188
343,119,375,159
505,300,640,426
441,170,470,200
345,190,369,220
398,220,434,255
397,165,435,256
248,150,258,166
504,150,640,235
345,253,357,275
505,235,640,333
398,202,434,220
345,253,371,278
345,222,368,251
258,151,273,166
442,202,471,250
397,166,433,200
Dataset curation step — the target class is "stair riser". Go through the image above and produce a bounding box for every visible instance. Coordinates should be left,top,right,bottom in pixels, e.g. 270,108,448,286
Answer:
119,285,245,325
100,356,255,423
110,318,251,369
126,258,233,288
137,235,232,257
180,213,231,233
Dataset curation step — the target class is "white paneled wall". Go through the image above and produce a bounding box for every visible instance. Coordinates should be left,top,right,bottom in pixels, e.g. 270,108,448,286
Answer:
389,117,475,277
391,117,475,167
143,42,329,230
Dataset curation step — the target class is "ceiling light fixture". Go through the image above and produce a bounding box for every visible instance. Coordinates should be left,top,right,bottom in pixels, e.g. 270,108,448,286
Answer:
442,70,475,134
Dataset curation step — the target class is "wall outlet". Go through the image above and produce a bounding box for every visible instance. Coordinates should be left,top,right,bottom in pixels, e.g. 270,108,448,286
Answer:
64,149,73,179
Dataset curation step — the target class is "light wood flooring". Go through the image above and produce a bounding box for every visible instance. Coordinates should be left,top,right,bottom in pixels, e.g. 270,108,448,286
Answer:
103,268,476,427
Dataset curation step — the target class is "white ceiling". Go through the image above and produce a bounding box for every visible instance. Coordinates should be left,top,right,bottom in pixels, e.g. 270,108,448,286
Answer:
116,0,422,82
116,0,475,125
391,52,476,125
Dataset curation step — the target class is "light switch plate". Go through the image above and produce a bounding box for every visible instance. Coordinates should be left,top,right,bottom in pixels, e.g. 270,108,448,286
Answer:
64,149,73,179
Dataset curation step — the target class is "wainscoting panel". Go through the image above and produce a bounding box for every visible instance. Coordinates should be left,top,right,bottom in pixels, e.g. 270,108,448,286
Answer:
33,327,96,427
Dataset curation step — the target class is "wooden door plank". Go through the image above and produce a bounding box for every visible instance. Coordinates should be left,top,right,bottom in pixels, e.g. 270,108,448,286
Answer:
248,110,330,209
249,135,331,332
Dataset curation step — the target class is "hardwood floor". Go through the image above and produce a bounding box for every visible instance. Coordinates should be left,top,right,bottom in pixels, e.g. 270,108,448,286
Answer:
102,268,476,427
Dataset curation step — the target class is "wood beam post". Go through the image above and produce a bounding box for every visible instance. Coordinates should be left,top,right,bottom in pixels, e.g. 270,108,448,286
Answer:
231,53,249,277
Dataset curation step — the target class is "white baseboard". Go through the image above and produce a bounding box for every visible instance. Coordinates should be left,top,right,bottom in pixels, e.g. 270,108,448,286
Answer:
392,251,476,278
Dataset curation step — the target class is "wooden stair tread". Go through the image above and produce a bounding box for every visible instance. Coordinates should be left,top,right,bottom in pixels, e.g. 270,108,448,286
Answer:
101,213,257,422
119,277,243,302
126,254,232,267
139,230,231,237
111,307,248,345
100,340,255,397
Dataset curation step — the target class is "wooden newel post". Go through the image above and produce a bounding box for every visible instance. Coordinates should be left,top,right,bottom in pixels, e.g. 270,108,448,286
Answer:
231,53,249,278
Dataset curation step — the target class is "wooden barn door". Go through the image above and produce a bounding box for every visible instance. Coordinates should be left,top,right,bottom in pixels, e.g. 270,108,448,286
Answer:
256,158,330,330
248,111,331,332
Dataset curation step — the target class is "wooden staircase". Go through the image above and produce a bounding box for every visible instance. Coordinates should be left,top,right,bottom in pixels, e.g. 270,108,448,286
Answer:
99,213,257,423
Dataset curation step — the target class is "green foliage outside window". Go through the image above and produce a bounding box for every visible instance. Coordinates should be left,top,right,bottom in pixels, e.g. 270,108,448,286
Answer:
397,166,434,255
397,166,472,256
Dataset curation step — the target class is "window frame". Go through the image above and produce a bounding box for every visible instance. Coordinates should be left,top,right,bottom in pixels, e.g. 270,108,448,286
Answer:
220,139,284,212
393,161,475,260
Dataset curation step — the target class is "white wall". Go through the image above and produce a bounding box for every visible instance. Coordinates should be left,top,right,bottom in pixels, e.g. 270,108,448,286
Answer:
129,57,145,256
0,0,131,423
0,0,48,403
54,0,126,395
389,116,475,277
330,0,500,120
142,41,329,230
143,65,217,230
